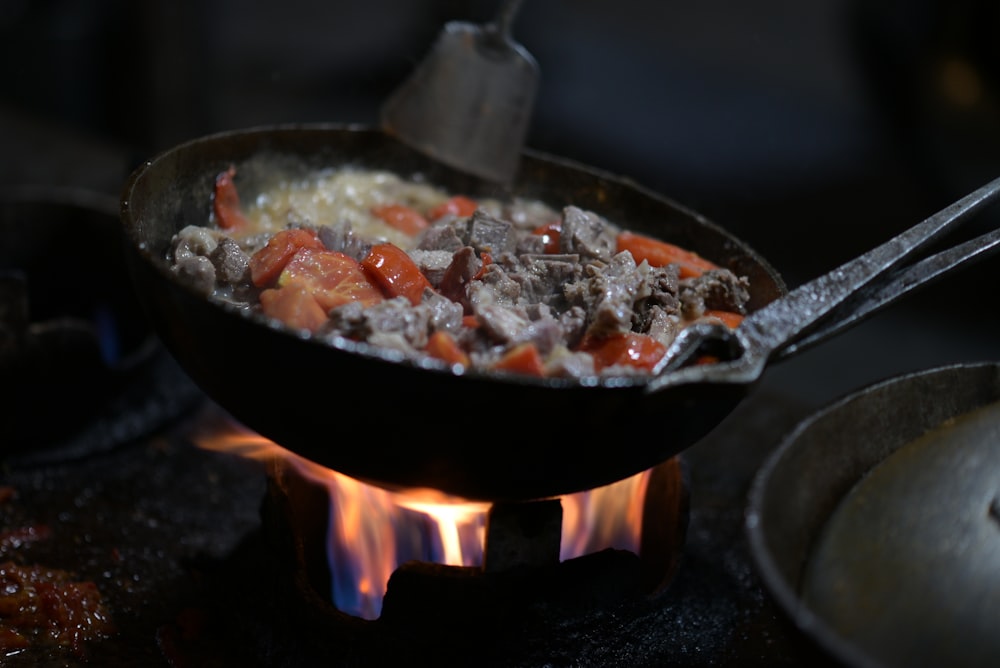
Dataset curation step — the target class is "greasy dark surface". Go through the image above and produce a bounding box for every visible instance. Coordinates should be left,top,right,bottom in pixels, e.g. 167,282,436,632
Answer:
1,384,835,667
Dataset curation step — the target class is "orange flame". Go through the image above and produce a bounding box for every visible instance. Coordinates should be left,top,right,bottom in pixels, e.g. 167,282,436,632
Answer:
193,408,649,620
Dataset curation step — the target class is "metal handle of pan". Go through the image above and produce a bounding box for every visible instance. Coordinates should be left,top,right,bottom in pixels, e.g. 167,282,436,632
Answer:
648,174,1000,392
773,216,1000,361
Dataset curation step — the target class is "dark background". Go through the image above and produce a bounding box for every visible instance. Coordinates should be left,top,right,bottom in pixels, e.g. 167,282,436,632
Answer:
2,0,1000,400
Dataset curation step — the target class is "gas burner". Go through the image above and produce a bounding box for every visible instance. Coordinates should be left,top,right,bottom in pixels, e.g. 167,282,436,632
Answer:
0,187,203,467
264,453,689,617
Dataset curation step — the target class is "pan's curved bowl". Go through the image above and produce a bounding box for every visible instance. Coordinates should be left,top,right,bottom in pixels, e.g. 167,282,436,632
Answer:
747,361,1000,667
120,123,785,501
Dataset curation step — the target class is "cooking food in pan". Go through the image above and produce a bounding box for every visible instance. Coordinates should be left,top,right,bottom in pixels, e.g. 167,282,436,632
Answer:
121,125,1000,500
167,165,751,378
120,125,784,500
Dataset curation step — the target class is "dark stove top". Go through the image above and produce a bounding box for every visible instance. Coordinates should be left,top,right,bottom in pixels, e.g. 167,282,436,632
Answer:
2,363,837,667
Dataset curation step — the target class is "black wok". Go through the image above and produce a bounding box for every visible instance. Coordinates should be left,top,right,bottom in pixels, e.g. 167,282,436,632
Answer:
120,123,786,501
119,123,999,502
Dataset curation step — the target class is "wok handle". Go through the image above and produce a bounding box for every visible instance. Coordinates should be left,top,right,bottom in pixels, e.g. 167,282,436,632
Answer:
773,221,1000,360
743,174,1000,362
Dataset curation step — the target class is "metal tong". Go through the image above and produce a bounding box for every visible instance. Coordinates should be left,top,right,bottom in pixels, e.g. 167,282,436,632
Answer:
649,175,1000,391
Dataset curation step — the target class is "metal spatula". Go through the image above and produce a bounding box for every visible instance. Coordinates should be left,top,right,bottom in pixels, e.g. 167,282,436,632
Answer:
380,0,538,183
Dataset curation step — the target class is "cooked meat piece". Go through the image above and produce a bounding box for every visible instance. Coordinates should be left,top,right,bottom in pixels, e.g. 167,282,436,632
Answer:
511,254,583,309
468,210,515,255
171,255,216,295
514,231,547,255
322,296,433,354
209,237,250,285
557,305,589,349
641,306,684,347
180,166,756,378
565,251,657,338
171,224,220,262
559,206,617,263
438,246,482,310
679,268,751,319
169,226,223,294
420,290,465,333
472,302,532,345
471,264,522,309
418,221,466,252
408,249,455,289
317,221,371,262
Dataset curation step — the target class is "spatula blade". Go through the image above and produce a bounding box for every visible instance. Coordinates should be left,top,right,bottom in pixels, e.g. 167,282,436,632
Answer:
381,21,539,183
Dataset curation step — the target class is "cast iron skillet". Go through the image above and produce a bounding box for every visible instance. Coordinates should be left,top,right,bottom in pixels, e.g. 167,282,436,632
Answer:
746,361,1000,668
120,123,784,501
119,123,1000,501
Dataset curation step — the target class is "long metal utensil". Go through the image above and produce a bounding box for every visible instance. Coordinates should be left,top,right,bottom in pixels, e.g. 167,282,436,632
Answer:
380,0,538,183
649,174,1000,391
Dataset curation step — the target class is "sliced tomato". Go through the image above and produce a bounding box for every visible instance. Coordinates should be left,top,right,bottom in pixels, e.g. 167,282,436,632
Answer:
371,203,429,236
248,228,325,288
259,281,329,333
616,231,718,278
279,248,385,311
427,195,478,220
532,221,562,254
703,309,744,328
360,243,433,306
425,331,470,368
577,332,667,372
490,342,546,377
472,252,493,281
213,165,250,232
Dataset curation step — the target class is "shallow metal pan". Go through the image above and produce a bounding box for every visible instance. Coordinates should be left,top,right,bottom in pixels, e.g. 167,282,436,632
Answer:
119,123,784,501
747,361,1000,668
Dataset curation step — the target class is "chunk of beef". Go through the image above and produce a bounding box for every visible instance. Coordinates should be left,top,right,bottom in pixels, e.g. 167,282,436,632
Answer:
514,232,547,256
631,263,682,335
408,249,455,289
170,225,222,294
510,254,583,309
172,256,215,295
557,305,589,349
469,301,564,356
679,268,751,319
322,296,432,356
419,290,465,333
209,237,250,285
564,251,656,338
207,237,255,303
641,306,684,347
468,210,515,255
171,224,220,262
418,221,465,253
438,246,482,311
559,206,617,263
470,264,522,309
317,220,371,262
